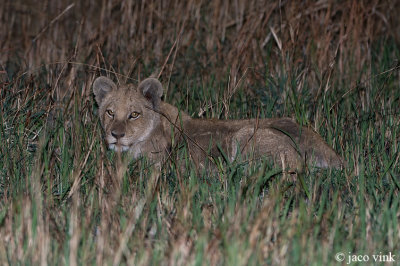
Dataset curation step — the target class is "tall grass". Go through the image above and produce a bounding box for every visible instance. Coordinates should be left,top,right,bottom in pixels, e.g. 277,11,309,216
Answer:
1,0,400,265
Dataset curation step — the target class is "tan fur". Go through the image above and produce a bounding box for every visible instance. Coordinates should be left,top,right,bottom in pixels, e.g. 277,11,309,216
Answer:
93,76,345,171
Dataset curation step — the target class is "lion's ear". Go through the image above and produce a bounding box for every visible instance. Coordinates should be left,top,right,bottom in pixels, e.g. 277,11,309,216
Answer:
138,78,163,110
93,76,117,105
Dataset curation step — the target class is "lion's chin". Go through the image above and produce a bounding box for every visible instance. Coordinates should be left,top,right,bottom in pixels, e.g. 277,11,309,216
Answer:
108,144,130,152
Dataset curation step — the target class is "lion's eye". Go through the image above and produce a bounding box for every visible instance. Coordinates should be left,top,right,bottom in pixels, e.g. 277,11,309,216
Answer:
106,109,114,118
129,112,140,120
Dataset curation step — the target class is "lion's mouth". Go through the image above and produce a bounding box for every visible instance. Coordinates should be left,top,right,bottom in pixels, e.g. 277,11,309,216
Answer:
108,143,130,152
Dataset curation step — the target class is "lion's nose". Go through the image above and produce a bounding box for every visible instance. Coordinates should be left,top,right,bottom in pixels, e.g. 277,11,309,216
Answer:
111,130,125,139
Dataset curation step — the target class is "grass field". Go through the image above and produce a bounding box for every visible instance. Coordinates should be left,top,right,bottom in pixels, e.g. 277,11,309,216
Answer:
1,1,400,265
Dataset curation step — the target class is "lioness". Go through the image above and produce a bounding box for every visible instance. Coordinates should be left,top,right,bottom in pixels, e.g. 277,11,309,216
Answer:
93,76,344,171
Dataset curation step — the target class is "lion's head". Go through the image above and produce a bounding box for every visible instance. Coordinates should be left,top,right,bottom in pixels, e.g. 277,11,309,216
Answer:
93,76,163,155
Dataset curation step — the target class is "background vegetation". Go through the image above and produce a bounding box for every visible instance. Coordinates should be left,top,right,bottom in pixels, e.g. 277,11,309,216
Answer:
1,0,399,265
